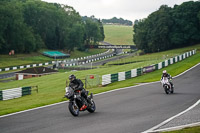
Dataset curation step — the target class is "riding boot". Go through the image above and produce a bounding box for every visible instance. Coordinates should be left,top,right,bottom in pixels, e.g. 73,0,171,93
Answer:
170,82,174,88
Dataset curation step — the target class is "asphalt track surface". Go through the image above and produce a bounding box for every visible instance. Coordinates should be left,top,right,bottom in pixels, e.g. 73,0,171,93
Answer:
0,72,15,79
0,64,200,133
81,52,135,67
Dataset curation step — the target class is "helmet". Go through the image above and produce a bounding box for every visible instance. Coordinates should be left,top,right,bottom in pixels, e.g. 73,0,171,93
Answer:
162,70,167,77
163,70,167,74
69,74,76,81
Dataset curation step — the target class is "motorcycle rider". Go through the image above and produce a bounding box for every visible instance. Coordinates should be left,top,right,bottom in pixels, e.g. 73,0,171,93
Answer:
161,70,174,88
68,74,88,111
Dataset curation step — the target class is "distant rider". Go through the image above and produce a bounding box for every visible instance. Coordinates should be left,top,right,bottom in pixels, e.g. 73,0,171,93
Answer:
161,70,174,88
68,74,88,111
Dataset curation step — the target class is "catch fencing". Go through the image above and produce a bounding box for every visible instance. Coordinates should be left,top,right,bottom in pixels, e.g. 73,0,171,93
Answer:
85,74,100,89
102,49,196,86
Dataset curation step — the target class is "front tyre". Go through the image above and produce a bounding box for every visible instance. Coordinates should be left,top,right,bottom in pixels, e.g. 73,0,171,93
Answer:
164,86,170,94
68,102,79,116
170,87,174,94
87,100,96,113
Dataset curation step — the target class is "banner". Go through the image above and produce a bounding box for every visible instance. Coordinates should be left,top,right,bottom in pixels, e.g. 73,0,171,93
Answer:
85,45,137,49
142,66,155,73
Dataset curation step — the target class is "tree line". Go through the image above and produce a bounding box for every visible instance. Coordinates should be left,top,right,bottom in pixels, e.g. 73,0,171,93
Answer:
133,1,200,53
0,0,105,54
102,17,133,26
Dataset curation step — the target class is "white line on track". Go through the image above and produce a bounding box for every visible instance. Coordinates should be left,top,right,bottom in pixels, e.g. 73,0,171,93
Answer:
142,63,200,133
0,63,200,121
152,122,200,132
142,99,200,133
0,101,68,119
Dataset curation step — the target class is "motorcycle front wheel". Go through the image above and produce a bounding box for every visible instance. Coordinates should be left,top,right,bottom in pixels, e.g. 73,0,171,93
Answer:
164,86,170,94
170,87,174,94
69,102,79,116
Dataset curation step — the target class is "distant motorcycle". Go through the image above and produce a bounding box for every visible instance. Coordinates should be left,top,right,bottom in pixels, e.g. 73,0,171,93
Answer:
161,77,174,94
64,87,96,116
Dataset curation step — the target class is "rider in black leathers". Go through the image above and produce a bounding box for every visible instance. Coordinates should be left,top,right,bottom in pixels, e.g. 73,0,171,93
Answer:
68,74,88,111
161,70,174,88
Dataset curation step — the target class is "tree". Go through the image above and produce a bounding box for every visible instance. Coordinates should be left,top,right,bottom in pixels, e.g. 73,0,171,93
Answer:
170,1,200,47
133,1,200,53
0,0,105,54
98,19,105,41
67,23,85,51
102,17,133,25
147,5,173,52
84,18,103,45
0,1,39,54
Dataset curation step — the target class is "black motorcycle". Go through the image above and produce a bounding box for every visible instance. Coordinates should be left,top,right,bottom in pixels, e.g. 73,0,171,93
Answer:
64,86,96,116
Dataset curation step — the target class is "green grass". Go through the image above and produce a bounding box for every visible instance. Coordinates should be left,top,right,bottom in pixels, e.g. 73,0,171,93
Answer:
0,44,200,116
0,24,134,69
1,25,200,133
104,25,134,45
163,126,200,133
0,49,106,69
106,45,199,67
68,49,106,59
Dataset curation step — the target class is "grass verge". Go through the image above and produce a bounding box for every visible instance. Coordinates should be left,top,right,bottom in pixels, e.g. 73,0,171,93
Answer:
0,49,106,69
163,126,200,133
0,45,200,116
104,25,134,45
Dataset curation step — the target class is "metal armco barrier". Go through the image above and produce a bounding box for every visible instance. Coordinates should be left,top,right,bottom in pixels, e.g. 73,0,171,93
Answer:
102,49,196,86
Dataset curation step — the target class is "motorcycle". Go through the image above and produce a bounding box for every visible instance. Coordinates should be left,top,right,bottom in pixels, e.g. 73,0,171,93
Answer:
161,77,174,94
64,86,96,116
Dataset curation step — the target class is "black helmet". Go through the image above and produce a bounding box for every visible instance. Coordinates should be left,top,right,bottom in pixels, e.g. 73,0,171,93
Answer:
69,74,76,81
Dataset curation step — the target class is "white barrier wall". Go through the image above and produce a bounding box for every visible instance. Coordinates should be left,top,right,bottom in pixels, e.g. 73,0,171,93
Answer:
102,74,111,85
179,55,182,61
131,69,137,77
165,60,168,67
170,58,174,65
118,72,125,81
158,62,162,69
175,56,178,62
2,87,22,100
